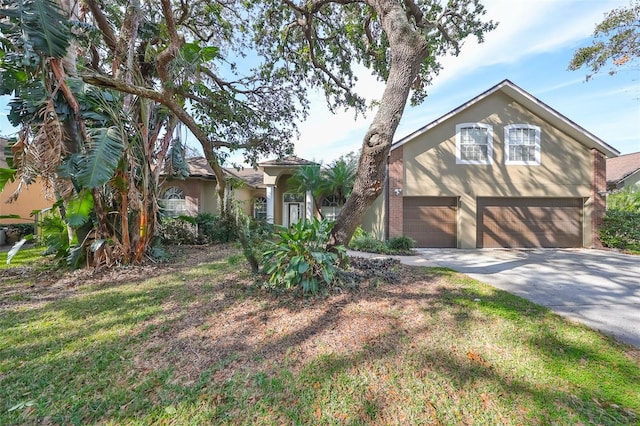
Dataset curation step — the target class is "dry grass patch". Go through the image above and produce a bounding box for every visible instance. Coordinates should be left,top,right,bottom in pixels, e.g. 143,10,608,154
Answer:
1,245,638,425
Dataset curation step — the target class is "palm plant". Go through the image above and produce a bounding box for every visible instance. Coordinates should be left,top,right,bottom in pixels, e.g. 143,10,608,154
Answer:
320,158,357,206
287,164,324,215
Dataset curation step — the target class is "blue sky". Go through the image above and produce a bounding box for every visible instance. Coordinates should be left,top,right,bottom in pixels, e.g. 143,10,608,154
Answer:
295,0,639,162
1,0,638,162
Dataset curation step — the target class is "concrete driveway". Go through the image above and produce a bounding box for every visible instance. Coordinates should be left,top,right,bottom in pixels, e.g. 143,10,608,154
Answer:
404,249,640,348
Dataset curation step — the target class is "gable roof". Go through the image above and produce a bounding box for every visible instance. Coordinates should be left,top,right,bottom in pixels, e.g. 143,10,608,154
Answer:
607,151,640,188
393,79,620,158
258,155,318,167
180,157,265,188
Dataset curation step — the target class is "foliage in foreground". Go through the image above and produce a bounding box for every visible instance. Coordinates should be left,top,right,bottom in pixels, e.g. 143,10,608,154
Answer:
1,249,638,425
262,218,346,293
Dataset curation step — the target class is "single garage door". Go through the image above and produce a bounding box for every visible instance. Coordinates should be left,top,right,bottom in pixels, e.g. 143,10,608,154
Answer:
404,197,457,248
478,198,582,248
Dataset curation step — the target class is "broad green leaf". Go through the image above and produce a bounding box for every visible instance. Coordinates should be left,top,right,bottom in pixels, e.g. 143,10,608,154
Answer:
66,190,93,227
201,46,220,61
76,127,123,188
0,167,16,192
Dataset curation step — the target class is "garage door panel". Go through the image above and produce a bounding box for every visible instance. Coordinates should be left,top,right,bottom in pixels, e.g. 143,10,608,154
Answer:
403,197,457,248
478,198,582,248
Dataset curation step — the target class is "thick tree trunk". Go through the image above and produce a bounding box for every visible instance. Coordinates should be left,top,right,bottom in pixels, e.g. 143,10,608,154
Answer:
329,1,429,247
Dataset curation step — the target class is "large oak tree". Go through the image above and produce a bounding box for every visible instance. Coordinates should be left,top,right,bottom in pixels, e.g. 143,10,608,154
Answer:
251,0,496,245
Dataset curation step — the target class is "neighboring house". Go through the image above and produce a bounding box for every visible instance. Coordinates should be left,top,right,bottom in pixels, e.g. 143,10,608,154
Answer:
159,155,319,227
361,79,619,248
0,137,54,226
606,152,640,192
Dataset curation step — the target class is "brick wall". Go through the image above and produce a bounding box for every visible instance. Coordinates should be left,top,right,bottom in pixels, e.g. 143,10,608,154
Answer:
591,148,606,248
388,146,403,239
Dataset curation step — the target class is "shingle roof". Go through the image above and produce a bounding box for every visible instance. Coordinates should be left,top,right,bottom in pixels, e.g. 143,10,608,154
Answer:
183,157,266,188
224,167,265,188
607,151,640,186
258,155,318,167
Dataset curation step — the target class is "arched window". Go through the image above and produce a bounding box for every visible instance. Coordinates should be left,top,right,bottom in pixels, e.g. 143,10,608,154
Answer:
321,195,341,221
254,196,267,221
161,186,186,218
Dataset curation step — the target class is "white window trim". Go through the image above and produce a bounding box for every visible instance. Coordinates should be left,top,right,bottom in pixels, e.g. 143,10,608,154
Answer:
455,123,493,165
504,124,541,165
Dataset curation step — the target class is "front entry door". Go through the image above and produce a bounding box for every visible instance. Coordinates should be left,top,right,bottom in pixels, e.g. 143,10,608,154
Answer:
283,192,305,227
286,203,303,227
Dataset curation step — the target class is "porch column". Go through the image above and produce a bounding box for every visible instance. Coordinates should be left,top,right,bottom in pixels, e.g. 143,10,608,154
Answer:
266,185,275,224
305,190,313,220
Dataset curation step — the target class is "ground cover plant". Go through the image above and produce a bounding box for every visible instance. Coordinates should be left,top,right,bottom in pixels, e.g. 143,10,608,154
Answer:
1,245,639,425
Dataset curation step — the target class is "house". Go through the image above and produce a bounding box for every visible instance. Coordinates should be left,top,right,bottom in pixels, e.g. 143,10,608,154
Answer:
159,155,319,227
0,137,54,226
606,152,640,192
361,79,620,248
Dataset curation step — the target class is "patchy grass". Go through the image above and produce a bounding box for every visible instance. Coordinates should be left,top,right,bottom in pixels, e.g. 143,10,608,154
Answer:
1,247,638,425
0,246,46,270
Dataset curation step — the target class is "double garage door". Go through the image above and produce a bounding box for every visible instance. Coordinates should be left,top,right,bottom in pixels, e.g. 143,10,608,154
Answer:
403,197,583,248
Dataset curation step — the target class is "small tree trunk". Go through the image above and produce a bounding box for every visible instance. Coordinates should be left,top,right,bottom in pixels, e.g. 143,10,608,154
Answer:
329,1,428,247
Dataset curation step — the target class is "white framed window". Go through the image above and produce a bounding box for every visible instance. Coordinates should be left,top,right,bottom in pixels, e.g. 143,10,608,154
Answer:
253,196,267,221
160,186,186,218
505,124,541,165
321,195,342,221
456,123,493,165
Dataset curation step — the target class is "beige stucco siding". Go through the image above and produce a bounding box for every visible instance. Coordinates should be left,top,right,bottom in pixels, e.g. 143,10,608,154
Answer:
360,193,386,241
401,92,595,247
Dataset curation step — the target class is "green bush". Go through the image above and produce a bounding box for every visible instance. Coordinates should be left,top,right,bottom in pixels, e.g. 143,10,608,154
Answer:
194,212,238,243
3,223,35,244
237,215,274,273
262,218,346,294
387,236,415,252
349,230,415,255
159,216,203,245
600,209,640,251
349,234,390,254
607,188,640,212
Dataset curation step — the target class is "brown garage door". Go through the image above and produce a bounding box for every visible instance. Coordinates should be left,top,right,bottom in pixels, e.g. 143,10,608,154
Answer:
404,197,457,248
478,198,582,248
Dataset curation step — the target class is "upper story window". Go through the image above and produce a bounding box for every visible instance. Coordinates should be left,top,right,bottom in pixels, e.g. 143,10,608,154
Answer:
253,196,267,221
160,186,186,218
456,123,493,165
505,124,541,165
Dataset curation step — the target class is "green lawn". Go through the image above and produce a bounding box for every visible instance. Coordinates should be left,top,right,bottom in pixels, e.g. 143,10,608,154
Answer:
1,246,638,425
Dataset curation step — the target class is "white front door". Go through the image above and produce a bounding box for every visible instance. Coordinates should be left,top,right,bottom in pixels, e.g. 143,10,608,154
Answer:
285,202,303,227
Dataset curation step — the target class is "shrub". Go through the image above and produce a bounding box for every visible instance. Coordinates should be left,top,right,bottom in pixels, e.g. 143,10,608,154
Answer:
262,218,346,294
159,216,203,245
607,188,640,212
387,236,415,252
349,234,390,254
349,231,415,255
237,215,274,273
194,212,238,243
4,223,35,244
600,209,640,251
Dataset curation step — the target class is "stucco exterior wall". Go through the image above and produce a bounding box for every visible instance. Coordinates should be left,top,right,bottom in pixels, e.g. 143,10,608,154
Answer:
0,179,54,225
359,193,386,241
399,92,597,248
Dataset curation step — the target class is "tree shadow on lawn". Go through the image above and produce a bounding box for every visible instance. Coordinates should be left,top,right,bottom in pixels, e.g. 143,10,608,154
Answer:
2,254,639,425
